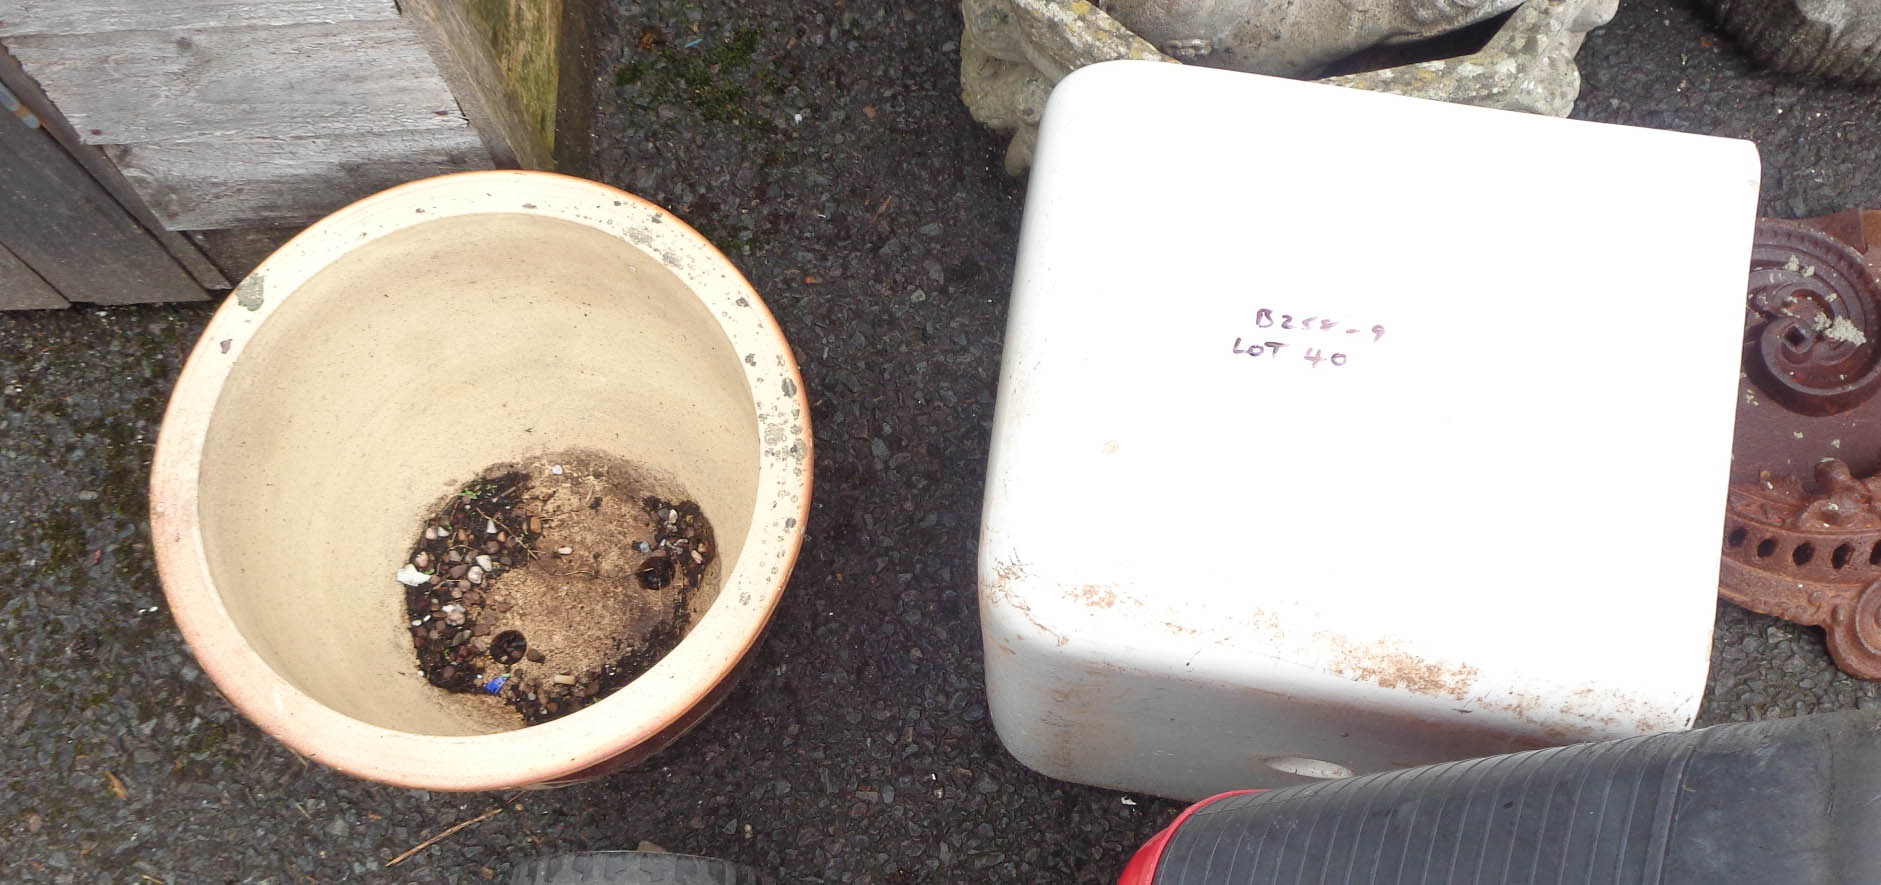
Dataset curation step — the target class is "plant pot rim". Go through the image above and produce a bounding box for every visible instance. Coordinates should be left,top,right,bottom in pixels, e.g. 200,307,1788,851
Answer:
149,170,812,790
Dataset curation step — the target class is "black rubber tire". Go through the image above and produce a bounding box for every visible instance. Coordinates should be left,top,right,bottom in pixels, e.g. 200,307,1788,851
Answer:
508,851,773,885
1151,709,1881,884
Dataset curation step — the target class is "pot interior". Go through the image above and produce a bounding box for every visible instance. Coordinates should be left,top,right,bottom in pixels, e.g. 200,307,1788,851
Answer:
194,212,761,736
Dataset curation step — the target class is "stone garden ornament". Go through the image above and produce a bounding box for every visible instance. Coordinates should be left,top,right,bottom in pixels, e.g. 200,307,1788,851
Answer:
961,0,1620,171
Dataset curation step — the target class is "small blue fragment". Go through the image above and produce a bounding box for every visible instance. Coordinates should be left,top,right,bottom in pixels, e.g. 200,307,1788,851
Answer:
681,37,704,49
482,675,509,694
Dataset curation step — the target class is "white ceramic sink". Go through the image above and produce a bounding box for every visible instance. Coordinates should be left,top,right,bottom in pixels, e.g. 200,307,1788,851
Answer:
980,60,1761,799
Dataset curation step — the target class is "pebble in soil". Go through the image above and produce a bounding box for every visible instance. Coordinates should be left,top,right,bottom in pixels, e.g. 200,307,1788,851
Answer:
400,449,717,725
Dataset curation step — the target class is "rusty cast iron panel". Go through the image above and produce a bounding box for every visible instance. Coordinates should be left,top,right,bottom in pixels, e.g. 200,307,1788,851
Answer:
1725,211,1881,679
1722,460,1881,678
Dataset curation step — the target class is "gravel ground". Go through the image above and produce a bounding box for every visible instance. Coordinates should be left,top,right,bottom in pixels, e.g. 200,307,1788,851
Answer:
4,0,1881,881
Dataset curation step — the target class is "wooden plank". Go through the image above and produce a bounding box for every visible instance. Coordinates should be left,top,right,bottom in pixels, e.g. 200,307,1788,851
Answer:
6,20,467,144
0,44,230,288
0,109,206,304
106,128,492,230
189,226,304,283
465,0,561,155
401,0,551,169
0,240,68,309
0,0,399,37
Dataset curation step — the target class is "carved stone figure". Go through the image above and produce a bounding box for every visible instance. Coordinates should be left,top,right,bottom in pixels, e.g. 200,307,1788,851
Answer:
961,0,1619,172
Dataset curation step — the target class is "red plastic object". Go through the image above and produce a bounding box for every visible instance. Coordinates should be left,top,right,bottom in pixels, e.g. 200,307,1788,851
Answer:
1118,790,1264,885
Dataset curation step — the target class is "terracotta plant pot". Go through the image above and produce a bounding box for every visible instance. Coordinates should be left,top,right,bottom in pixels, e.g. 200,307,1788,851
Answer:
150,171,811,790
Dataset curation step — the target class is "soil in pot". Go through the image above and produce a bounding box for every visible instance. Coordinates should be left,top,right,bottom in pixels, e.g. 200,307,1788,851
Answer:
398,448,717,725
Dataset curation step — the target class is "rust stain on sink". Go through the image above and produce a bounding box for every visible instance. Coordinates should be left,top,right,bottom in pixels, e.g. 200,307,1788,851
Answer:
984,558,1068,646
1072,584,1118,608
1317,631,1480,701
1065,583,1142,610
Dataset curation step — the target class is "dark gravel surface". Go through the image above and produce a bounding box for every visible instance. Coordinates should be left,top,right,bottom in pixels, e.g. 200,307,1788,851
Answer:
4,0,1880,881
